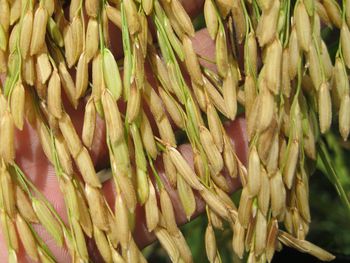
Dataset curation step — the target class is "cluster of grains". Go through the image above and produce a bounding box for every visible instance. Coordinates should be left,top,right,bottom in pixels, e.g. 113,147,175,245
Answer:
0,0,347,262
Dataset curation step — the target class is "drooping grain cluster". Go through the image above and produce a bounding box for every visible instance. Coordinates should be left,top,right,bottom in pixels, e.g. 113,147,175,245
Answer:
0,0,347,262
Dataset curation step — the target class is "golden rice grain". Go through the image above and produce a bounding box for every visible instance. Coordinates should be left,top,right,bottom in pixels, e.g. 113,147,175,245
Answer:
145,178,159,232
82,97,96,149
93,225,112,263
30,6,48,55
114,194,130,248
204,0,218,39
323,0,342,29
85,0,99,18
0,111,15,163
10,82,25,130
85,185,109,231
47,71,62,119
318,82,332,134
19,10,33,58
85,19,99,62
295,1,311,52
177,173,196,221
160,188,179,236
170,0,195,36
58,112,83,158
154,227,180,262
15,214,38,261
106,6,122,30
205,224,217,263
0,211,18,251
15,185,38,223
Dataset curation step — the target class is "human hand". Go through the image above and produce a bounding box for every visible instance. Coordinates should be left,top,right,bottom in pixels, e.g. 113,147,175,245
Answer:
0,1,248,262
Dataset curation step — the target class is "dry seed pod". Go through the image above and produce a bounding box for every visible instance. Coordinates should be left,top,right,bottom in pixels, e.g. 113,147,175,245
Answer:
58,112,83,158
339,95,350,141
296,179,311,223
15,185,38,223
341,23,350,69
145,178,159,232
256,0,280,46
170,0,195,36
223,67,238,120
200,188,231,221
199,125,224,175
204,0,218,39
207,104,223,152
154,227,180,262
103,49,122,100
238,187,253,228
323,0,342,29
126,83,141,123
0,167,16,218
15,214,38,261
0,111,15,163
124,0,140,35
257,87,274,132
64,25,76,68
247,146,261,196
36,52,52,84
231,0,246,44
270,171,286,217
20,10,33,58
101,90,124,144
72,218,89,261
203,77,227,117
75,53,89,100
30,6,48,55
257,0,274,10
157,116,176,146
76,147,101,188
82,98,96,149
347,0,350,28
47,71,62,119
142,0,153,15
318,82,332,134
159,88,184,129
71,16,84,63
0,211,18,252
0,0,10,31
32,198,64,246
106,5,122,29
85,0,99,18
258,168,270,217
85,185,109,231
77,190,93,237
244,32,258,78
288,27,300,80
58,63,78,108
55,135,73,175
140,111,157,159
205,224,217,263
177,173,196,220
265,38,282,95
10,82,25,130
232,220,245,259
308,43,322,91
114,194,130,248
93,225,112,263
215,29,229,78
160,188,179,236
163,150,177,187
223,134,237,178
255,210,267,256
295,1,311,52
283,139,299,189
86,18,99,62
183,35,203,85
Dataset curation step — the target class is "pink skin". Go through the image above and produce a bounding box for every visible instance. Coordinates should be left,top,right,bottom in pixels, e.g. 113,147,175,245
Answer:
0,1,248,262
